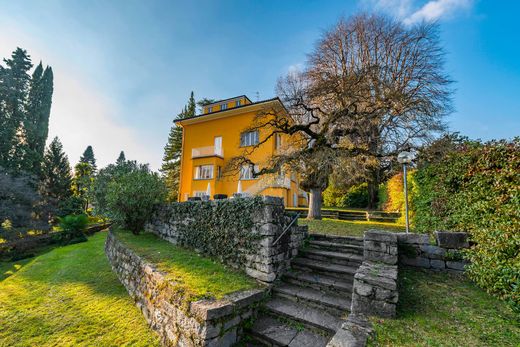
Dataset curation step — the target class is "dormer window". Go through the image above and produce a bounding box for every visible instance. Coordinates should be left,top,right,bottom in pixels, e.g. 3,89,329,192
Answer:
207,106,213,113
236,100,242,106
221,103,228,110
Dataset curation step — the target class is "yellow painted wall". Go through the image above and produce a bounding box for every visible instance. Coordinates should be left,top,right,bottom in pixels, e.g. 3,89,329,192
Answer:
177,99,306,207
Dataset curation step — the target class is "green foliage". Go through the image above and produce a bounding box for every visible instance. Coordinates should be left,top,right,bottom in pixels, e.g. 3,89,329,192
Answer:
323,182,369,208
57,195,84,217
57,214,88,244
382,171,416,224
161,92,196,201
163,197,265,265
72,162,94,213
412,138,520,311
79,145,97,172
105,166,166,234
298,218,405,237
91,160,142,216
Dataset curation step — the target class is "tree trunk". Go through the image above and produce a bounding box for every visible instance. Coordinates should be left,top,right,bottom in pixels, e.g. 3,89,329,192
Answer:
367,168,380,210
307,188,322,220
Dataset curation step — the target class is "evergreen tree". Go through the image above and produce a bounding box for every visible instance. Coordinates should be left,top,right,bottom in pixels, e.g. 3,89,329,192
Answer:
161,92,196,201
40,137,72,204
0,48,33,171
72,162,94,212
79,145,97,172
116,151,126,165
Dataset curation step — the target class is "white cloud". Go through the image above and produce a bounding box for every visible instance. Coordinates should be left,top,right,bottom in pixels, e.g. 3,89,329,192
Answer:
362,0,473,25
403,0,473,25
0,19,159,170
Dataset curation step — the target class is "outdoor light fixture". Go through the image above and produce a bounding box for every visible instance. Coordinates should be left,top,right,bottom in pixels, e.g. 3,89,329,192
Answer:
397,151,415,233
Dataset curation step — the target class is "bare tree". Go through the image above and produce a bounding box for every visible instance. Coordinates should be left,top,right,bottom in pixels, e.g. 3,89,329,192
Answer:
230,14,452,219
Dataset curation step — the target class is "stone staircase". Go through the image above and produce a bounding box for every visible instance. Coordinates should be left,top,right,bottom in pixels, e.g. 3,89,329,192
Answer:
246,234,364,346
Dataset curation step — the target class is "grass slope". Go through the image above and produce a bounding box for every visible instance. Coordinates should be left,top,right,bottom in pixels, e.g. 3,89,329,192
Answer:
369,268,520,346
114,230,259,300
299,218,405,237
0,232,160,347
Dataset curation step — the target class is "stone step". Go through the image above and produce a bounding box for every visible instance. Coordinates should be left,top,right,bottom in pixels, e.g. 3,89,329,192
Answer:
308,240,364,254
291,258,358,280
283,270,354,295
264,297,343,334
310,234,364,246
273,283,351,314
248,315,330,347
300,248,363,267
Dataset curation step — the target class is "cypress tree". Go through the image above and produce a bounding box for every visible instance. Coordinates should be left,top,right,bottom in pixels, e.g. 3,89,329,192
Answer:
40,137,72,203
161,92,196,201
116,151,126,165
79,145,97,172
72,162,94,212
0,48,33,171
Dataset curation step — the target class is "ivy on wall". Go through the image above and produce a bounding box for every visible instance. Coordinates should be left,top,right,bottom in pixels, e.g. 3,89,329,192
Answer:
157,196,269,266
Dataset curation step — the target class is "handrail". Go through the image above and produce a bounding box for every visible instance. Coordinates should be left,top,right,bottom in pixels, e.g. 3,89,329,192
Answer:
273,212,301,245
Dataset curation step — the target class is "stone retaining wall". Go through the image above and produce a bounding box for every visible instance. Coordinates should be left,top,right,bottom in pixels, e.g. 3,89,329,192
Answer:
105,231,265,347
397,231,469,273
146,196,307,284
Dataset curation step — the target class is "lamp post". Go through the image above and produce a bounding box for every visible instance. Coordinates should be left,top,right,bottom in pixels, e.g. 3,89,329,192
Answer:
397,151,415,233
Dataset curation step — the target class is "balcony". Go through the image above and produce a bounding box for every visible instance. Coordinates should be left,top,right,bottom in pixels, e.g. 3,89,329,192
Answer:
191,146,224,159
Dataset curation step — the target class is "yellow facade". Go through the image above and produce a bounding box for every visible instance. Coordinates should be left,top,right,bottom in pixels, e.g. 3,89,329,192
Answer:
176,96,307,207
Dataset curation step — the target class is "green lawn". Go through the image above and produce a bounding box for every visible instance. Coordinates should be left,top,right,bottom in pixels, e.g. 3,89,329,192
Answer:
0,231,159,346
113,230,259,300
299,218,405,237
369,268,520,346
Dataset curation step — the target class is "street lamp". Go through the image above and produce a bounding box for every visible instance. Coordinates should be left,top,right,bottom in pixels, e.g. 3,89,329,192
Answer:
397,151,415,233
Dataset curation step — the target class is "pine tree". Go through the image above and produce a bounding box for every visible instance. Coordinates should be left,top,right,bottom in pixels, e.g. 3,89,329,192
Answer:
72,162,94,212
161,92,196,201
40,137,72,203
79,145,97,172
116,151,126,165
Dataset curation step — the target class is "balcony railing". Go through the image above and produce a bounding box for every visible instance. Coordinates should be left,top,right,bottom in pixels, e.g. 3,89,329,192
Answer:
191,146,224,159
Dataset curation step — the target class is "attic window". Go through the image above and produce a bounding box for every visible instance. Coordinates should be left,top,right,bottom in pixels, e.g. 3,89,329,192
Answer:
221,103,228,110
207,106,213,113
236,100,242,106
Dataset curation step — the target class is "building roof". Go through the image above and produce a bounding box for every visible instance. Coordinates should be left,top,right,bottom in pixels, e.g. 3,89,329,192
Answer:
175,97,286,124
203,95,252,108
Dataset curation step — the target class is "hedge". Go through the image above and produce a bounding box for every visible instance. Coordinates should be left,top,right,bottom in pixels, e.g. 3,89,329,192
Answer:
412,138,520,311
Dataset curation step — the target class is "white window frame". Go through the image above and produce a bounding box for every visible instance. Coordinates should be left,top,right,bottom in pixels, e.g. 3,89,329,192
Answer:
221,103,228,110
207,106,213,113
240,130,259,147
194,191,206,198
275,133,282,149
236,99,242,106
240,164,259,180
195,165,213,180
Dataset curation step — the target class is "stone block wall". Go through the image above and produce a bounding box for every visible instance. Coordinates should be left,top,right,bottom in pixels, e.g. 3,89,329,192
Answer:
105,232,265,347
351,230,399,319
397,231,469,273
146,196,307,284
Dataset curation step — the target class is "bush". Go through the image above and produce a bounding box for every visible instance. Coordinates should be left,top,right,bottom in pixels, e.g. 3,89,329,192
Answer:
105,166,166,234
57,214,88,244
382,170,416,224
412,138,520,311
57,196,84,217
337,183,369,208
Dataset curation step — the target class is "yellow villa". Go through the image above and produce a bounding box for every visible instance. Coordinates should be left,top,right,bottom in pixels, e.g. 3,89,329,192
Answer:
175,95,308,207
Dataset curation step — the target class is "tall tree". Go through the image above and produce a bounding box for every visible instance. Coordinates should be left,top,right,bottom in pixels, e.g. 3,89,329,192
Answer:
72,162,94,213
116,151,126,165
0,48,33,171
230,14,452,219
161,92,196,201
40,137,72,209
79,145,97,172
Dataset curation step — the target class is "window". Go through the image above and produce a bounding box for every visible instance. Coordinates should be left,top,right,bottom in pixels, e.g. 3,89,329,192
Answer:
240,131,259,147
194,191,206,198
217,166,222,179
236,100,242,107
240,164,259,180
221,103,228,110
207,106,213,113
195,165,213,179
275,133,282,149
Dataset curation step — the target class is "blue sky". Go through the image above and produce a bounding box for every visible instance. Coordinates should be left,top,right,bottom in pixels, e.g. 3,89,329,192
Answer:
1,0,519,170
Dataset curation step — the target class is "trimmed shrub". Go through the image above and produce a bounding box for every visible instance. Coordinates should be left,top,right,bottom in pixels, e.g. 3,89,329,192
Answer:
337,183,369,208
105,167,166,235
412,138,520,311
